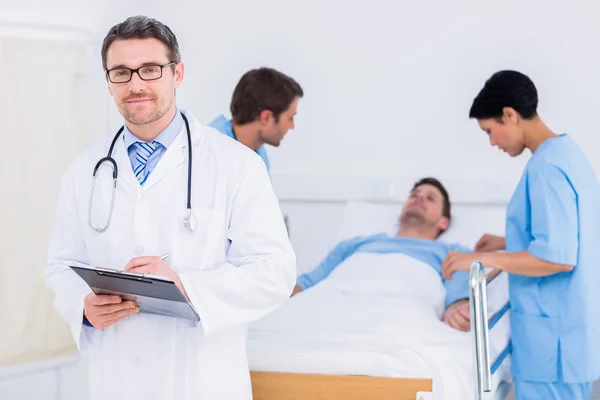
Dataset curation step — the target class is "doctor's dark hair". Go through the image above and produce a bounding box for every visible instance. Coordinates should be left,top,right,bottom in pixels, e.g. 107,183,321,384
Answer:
412,177,451,221
230,67,304,125
469,70,538,121
101,16,181,71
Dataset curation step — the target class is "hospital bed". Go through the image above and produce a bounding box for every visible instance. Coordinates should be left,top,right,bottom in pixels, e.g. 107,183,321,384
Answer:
246,200,513,400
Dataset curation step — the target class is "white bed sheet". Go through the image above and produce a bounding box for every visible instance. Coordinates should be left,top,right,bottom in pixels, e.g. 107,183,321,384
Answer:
247,253,512,400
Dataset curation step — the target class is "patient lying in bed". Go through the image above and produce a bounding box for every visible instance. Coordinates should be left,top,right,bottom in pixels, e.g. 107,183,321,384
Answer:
291,177,473,332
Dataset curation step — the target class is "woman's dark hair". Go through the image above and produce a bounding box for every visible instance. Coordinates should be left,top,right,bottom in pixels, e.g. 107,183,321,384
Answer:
469,70,538,121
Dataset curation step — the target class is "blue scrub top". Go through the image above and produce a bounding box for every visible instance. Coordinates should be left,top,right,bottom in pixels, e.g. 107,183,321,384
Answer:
208,115,270,173
506,133,600,383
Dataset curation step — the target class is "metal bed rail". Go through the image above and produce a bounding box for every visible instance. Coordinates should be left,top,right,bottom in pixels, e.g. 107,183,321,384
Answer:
469,261,511,400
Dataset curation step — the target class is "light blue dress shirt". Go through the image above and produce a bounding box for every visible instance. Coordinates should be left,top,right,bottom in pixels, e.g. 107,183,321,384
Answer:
506,133,600,385
297,233,472,308
208,115,270,173
122,110,184,179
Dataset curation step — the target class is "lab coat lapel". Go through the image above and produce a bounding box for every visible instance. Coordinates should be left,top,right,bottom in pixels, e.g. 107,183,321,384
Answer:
142,112,203,191
141,126,185,191
112,137,141,193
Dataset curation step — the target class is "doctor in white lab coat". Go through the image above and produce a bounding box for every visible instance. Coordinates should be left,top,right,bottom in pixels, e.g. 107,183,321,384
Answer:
44,15,296,400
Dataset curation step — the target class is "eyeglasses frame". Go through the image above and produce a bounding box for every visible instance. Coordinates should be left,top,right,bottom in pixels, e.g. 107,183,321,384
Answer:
105,62,177,84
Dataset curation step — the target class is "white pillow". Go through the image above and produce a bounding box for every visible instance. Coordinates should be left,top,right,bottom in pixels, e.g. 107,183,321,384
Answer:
335,201,507,249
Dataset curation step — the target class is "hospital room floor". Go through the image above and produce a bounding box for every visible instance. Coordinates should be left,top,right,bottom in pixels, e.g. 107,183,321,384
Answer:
504,380,600,399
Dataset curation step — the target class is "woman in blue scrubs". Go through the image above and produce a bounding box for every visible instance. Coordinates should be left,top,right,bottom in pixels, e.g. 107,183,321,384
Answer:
442,70,600,399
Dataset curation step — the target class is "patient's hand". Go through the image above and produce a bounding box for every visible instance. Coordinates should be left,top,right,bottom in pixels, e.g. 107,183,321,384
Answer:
442,299,470,332
475,234,505,252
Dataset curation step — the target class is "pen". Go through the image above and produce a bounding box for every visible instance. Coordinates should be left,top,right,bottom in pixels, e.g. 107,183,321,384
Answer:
160,253,171,262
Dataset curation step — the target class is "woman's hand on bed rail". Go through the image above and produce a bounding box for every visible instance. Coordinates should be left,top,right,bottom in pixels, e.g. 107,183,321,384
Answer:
442,299,470,332
474,234,505,252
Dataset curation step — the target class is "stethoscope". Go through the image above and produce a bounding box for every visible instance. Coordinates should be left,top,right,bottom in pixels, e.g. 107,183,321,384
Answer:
88,112,196,233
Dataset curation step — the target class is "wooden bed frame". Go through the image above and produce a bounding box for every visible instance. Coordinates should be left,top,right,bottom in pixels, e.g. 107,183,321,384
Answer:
250,371,432,400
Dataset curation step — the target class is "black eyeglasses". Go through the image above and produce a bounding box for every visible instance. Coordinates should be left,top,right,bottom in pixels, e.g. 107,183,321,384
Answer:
106,62,176,83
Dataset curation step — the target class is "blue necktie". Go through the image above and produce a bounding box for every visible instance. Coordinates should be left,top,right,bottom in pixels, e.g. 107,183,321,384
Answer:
133,141,159,185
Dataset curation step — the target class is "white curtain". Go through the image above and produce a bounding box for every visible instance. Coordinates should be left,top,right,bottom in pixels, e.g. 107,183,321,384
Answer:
0,37,92,366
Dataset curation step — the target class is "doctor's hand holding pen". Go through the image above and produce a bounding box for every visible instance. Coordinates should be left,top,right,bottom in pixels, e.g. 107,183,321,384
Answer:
83,253,188,329
124,254,190,301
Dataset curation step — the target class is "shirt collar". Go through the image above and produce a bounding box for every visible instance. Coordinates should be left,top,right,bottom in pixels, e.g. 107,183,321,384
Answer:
122,109,184,150
213,115,237,141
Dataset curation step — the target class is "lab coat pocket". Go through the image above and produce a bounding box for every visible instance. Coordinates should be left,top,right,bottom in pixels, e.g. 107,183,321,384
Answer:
510,310,560,382
171,208,221,273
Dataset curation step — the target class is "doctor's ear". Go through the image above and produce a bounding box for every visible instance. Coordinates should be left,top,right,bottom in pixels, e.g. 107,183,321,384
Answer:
173,62,184,88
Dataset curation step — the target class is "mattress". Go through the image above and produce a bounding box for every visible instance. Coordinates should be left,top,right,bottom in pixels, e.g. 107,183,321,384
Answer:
246,253,512,400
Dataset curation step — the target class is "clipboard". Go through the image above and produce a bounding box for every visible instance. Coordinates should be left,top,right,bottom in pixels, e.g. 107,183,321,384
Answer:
70,264,200,322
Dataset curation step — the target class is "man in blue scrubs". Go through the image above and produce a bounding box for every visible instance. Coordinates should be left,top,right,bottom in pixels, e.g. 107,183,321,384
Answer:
208,67,303,174
442,70,600,399
292,177,475,332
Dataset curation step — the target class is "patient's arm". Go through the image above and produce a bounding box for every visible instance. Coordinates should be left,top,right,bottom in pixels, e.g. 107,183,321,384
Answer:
442,299,470,332
442,256,470,310
441,244,471,324
294,235,371,293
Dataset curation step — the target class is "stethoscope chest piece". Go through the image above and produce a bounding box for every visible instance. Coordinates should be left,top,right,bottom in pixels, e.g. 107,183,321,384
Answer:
184,209,196,233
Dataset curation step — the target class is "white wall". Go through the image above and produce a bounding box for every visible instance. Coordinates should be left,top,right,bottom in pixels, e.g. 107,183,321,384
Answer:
0,0,119,32
4,1,600,178
0,356,87,400
111,0,600,182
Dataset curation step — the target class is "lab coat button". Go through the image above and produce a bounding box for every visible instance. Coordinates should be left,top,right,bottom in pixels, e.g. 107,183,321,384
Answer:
135,246,144,254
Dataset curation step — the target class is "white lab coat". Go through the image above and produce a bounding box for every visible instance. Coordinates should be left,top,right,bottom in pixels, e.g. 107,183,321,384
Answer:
45,110,296,400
